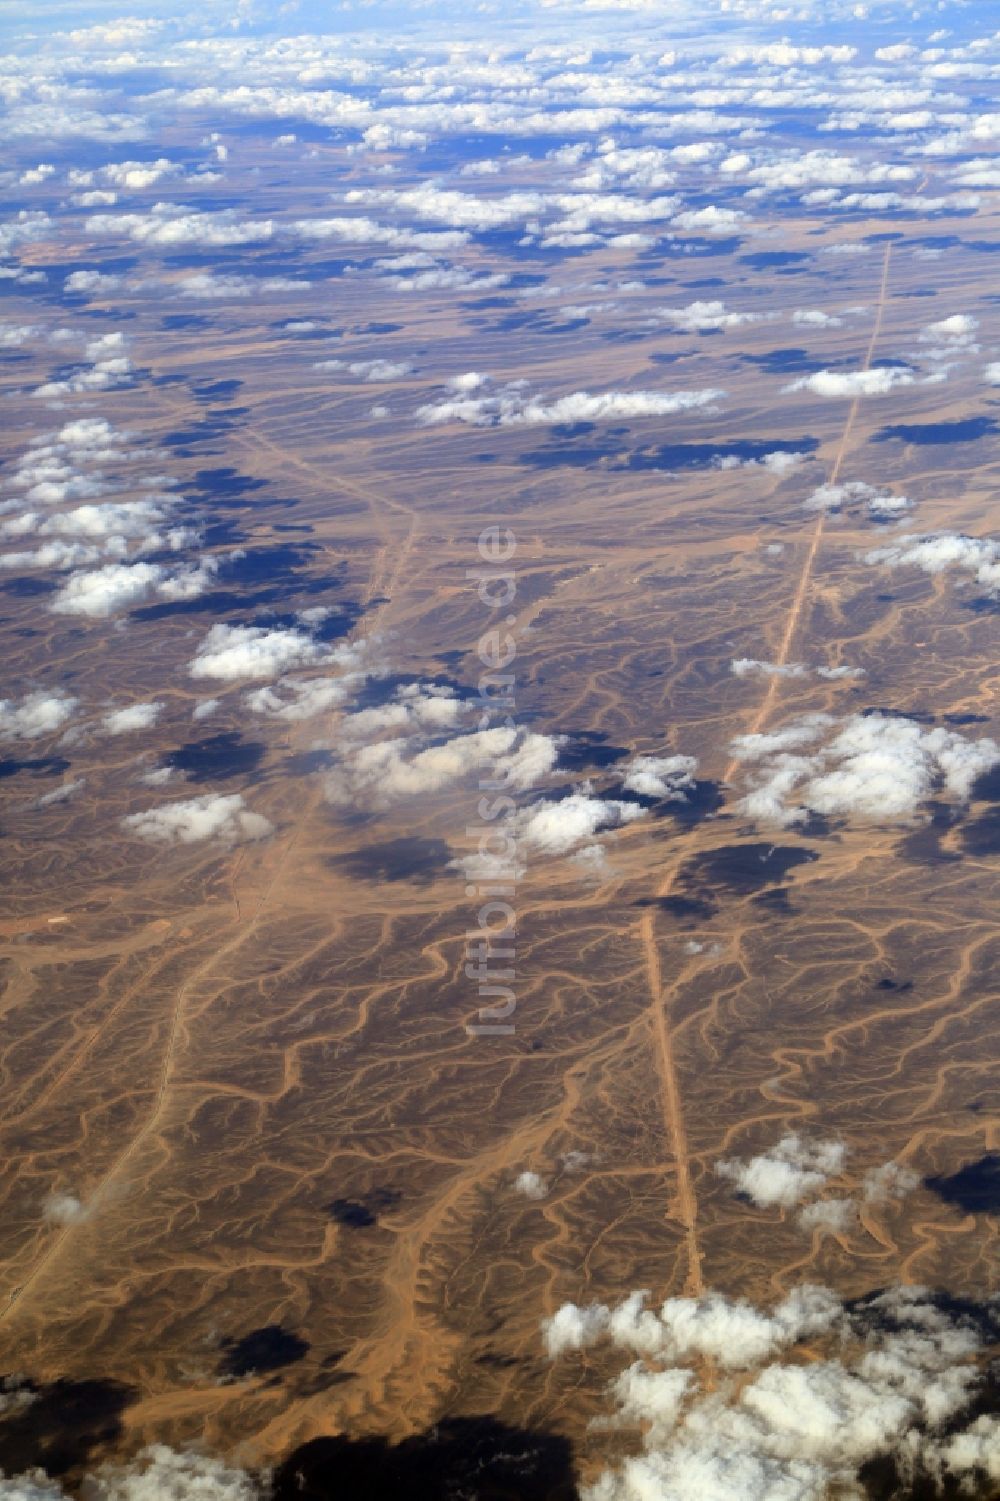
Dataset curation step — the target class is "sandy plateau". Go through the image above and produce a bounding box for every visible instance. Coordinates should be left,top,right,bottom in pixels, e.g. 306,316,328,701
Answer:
0,130,997,1494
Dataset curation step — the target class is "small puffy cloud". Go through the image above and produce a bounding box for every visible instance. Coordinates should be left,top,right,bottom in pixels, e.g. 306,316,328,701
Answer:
571,143,676,192
158,558,223,603
86,206,274,248
731,712,1000,827
415,385,723,427
314,357,413,382
715,1134,846,1209
188,623,331,681
797,1198,857,1235
246,676,353,721
32,331,134,399
731,658,807,679
919,313,978,345
918,314,979,368
571,842,611,875
0,210,52,258
71,190,118,207
122,794,273,847
544,1282,841,1370
657,299,761,332
863,532,1000,596
34,778,85,808
0,690,77,741
599,1363,694,1445
622,754,697,799
139,768,174,788
863,1161,920,1203
934,1415,1000,1485
543,1301,615,1357
516,791,644,855
346,182,540,233
29,416,136,463
64,18,164,46
658,1284,842,1371
731,713,834,762
245,672,363,722
20,164,56,186
327,725,559,807
174,272,310,299
985,362,1000,385
785,367,915,397
291,215,468,254
725,146,914,197
447,371,488,393
50,561,215,618
2,541,106,572
4,1446,263,1501
514,1171,548,1200
709,449,807,473
950,158,1000,190
792,308,843,328
0,324,41,348
43,1190,88,1225
382,261,509,293
804,480,913,519
99,158,181,190
733,658,863,683
0,269,46,287
339,684,463,740
100,702,164,735
816,664,866,680
798,486,858,516
728,41,856,65
64,269,124,295
8,499,185,549
670,205,746,233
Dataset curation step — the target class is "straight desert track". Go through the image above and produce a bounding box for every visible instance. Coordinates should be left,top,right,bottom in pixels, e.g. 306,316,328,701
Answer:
642,243,894,1296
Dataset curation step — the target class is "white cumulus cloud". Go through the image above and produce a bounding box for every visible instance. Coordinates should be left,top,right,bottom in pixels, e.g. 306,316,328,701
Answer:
715,1134,846,1209
515,791,645,855
188,623,332,681
544,1280,1000,1501
0,690,78,741
416,385,723,427
622,754,697,800
514,1171,549,1200
122,794,273,847
864,531,1000,596
786,368,915,398
100,702,164,735
731,712,999,826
